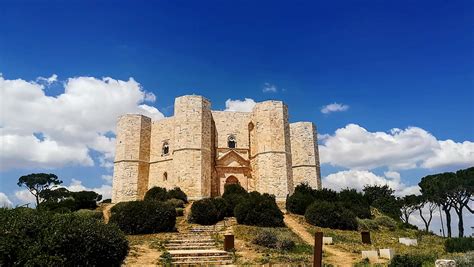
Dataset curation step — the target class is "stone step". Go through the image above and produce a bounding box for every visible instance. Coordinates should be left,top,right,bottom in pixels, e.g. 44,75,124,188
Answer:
171,255,231,261
166,245,217,250
167,239,215,243
168,249,230,258
172,259,233,265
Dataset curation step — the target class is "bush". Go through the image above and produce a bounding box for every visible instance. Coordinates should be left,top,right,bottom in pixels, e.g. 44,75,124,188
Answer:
212,197,228,221
75,209,103,221
189,198,219,225
453,251,474,267
388,254,433,267
374,215,397,230
144,187,168,202
357,218,379,231
252,229,295,251
0,208,129,266
165,198,185,208
101,198,112,203
222,184,248,216
305,201,358,230
167,187,188,203
286,191,314,215
253,230,278,248
109,201,176,234
338,189,371,219
445,237,474,253
276,238,296,251
176,208,184,217
234,192,284,227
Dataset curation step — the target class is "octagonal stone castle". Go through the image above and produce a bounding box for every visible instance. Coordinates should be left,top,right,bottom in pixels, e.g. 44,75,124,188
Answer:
112,95,321,203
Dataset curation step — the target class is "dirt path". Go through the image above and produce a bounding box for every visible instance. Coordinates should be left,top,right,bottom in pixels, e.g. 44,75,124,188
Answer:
284,214,358,267
102,203,114,224
124,244,161,266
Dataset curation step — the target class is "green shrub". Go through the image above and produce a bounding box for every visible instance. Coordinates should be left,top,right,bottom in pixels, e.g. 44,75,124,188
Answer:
109,201,176,234
286,191,314,215
165,198,185,208
189,198,219,225
388,254,434,267
252,230,278,248
176,208,184,217
75,209,103,221
212,197,228,221
101,198,112,203
374,215,397,230
338,189,371,219
305,201,357,230
144,187,168,202
276,238,296,251
222,184,248,216
445,237,474,253
0,208,128,266
167,187,188,203
234,192,284,227
357,218,379,231
453,251,474,267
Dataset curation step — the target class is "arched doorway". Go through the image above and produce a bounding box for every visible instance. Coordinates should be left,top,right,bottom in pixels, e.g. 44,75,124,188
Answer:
225,175,239,185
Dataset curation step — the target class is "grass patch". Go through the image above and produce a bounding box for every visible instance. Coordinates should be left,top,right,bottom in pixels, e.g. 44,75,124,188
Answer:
233,225,313,264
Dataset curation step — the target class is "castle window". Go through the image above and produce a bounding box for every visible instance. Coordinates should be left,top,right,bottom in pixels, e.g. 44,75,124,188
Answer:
163,172,168,181
228,135,236,148
162,142,169,156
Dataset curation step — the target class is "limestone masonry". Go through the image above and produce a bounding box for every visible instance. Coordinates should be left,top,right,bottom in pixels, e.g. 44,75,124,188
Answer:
112,95,321,202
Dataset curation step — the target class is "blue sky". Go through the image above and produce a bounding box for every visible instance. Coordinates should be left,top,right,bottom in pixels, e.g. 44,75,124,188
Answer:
0,1,473,234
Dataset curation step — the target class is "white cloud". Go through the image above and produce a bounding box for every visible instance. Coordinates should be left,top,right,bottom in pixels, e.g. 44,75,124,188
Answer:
0,74,165,171
15,189,36,205
101,175,113,184
37,74,58,85
321,103,349,114
0,192,13,208
65,179,112,200
320,124,474,170
262,82,277,93
323,169,420,196
224,98,256,112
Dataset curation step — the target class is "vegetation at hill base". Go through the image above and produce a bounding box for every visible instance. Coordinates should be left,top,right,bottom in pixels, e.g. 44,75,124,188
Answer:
0,208,129,266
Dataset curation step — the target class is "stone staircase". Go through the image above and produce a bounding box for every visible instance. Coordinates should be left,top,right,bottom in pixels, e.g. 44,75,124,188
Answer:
164,221,233,265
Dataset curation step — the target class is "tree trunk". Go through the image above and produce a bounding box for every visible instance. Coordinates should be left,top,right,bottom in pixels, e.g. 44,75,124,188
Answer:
456,207,464,237
439,205,445,237
444,207,452,238
419,209,429,232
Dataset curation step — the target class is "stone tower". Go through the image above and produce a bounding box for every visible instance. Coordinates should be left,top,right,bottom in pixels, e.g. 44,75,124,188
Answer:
250,101,294,201
112,114,151,203
290,122,322,189
172,95,213,200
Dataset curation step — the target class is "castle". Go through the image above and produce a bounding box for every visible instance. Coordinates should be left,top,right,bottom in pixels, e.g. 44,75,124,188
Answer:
112,95,321,203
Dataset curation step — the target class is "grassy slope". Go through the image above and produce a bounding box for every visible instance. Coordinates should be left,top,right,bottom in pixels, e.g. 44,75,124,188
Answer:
291,213,448,264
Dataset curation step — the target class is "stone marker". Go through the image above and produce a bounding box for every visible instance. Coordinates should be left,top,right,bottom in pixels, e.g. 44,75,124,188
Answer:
323,237,333,245
399,237,418,246
361,231,371,244
379,248,395,260
361,250,378,261
435,259,456,267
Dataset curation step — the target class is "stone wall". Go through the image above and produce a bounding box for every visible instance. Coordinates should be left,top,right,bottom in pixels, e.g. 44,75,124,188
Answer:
112,114,151,202
251,101,293,200
290,122,322,189
148,118,174,190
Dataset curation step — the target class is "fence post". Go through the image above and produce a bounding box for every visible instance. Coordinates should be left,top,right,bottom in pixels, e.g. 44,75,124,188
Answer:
224,234,234,251
313,232,323,267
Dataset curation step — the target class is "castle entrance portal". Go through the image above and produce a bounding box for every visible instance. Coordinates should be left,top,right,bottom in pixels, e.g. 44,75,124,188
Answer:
225,175,239,185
